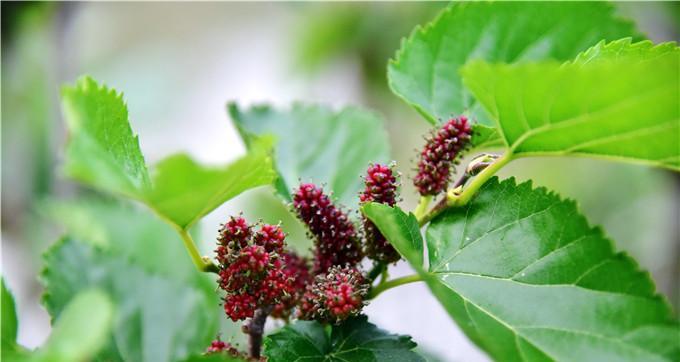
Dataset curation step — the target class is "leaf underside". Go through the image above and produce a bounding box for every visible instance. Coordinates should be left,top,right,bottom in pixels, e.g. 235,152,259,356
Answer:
41,238,219,362
229,102,390,210
364,178,679,362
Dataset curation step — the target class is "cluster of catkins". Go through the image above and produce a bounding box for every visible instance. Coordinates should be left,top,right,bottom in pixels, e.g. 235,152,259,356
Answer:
212,116,471,329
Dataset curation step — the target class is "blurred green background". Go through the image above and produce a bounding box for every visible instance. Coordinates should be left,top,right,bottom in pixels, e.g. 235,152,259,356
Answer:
2,2,678,361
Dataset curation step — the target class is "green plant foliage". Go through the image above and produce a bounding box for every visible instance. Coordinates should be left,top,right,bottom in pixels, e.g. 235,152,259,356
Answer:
146,138,275,230
1,278,19,352
229,103,390,210
35,290,114,362
264,316,424,362
364,178,679,361
462,39,679,169
61,77,276,230
41,238,220,362
40,197,202,281
62,77,151,199
388,2,640,126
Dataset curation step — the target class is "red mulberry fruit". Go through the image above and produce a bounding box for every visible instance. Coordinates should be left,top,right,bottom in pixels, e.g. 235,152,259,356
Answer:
360,164,401,263
297,266,368,323
413,116,472,196
217,216,252,253
223,293,258,321
254,224,285,253
270,252,312,319
293,183,362,274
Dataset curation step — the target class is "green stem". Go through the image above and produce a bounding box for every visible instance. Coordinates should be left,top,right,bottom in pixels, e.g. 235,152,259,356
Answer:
413,196,432,220
367,262,386,282
417,153,512,226
450,152,511,207
178,228,218,273
368,274,422,299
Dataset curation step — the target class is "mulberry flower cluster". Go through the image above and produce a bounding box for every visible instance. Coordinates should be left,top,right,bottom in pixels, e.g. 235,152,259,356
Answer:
215,216,299,321
359,163,401,263
414,116,472,196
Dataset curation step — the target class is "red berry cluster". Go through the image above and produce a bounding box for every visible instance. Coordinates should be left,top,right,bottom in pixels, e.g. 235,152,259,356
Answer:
270,252,312,319
413,116,472,196
215,216,297,321
298,266,368,323
293,184,362,274
360,164,401,263
206,337,240,357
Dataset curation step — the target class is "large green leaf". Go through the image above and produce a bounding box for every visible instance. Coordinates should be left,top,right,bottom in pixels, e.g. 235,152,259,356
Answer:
40,197,202,281
41,238,220,362
462,39,680,170
1,278,19,352
36,290,114,362
389,2,640,126
61,77,276,230
146,138,276,230
62,76,151,199
264,316,424,362
364,178,679,361
228,103,390,209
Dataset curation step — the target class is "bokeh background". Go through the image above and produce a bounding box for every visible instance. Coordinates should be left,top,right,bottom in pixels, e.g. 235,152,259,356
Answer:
2,2,679,361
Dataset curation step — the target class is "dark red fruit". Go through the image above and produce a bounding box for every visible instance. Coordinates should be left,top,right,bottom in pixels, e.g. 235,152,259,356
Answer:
215,216,296,322
254,224,286,253
270,252,312,319
413,116,472,196
223,293,257,321
297,266,368,323
218,216,252,251
360,164,401,263
293,183,362,274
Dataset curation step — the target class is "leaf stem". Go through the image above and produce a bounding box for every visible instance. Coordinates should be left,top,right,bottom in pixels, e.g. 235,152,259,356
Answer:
366,262,386,283
368,274,423,299
417,153,512,226
451,152,511,207
413,196,432,220
177,228,218,273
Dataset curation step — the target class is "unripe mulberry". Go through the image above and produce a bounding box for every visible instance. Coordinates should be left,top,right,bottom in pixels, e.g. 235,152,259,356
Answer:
297,266,368,323
218,216,252,251
293,183,362,274
206,338,226,353
215,216,297,322
413,116,472,196
360,164,401,263
254,224,285,253
271,252,312,319
223,293,258,321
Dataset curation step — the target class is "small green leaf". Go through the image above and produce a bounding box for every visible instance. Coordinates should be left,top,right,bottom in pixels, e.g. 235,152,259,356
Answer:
365,178,679,361
470,124,503,151
462,39,680,169
361,203,424,270
61,77,277,231
38,290,114,362
229,103,390,209
1,278,19,350
147,138,276,230
264,316,424,362
389,2,640,126
41,238,220,362
61,76,150,199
